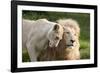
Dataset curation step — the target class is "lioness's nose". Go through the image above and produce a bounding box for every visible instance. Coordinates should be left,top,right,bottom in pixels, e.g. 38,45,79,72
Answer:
70,40,75,43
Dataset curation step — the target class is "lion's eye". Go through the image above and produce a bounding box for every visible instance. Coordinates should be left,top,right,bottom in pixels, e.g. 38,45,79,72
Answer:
66,32,69,34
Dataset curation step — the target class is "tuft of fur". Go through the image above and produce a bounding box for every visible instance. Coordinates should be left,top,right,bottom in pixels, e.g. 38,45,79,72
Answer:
57,19,80,36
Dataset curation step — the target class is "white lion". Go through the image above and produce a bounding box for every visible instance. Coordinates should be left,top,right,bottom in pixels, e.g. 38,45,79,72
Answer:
58,19,80,60
22,19,64,61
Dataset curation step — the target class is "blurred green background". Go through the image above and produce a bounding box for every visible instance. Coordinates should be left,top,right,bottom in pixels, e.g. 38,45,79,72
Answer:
22,10,90,62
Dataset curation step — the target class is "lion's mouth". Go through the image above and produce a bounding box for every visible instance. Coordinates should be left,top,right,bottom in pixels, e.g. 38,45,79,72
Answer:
66,44,73,47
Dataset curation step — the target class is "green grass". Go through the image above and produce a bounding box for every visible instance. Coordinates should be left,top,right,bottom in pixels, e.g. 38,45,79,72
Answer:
22,11,90,62
80,40,90,59
22,48,30,62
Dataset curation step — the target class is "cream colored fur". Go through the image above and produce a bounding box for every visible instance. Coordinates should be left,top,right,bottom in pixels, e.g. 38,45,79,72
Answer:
57,19,80,60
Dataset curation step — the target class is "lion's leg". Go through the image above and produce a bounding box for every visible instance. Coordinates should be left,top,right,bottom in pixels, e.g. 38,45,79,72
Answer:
26,42,37,62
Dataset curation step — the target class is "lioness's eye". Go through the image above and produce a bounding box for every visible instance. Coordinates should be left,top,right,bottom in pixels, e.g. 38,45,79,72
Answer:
74,34,76,36
55,36,59,40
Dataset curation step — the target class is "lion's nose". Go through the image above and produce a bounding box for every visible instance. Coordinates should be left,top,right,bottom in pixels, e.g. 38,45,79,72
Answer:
70,40,75,43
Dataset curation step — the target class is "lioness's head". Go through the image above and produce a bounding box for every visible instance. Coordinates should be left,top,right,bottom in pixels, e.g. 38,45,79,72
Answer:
47,24,64,47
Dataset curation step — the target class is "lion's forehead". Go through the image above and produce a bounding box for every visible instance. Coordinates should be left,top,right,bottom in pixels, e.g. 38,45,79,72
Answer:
64,27,75,34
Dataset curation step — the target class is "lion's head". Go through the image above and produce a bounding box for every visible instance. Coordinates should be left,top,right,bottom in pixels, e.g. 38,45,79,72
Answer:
57,19,80,49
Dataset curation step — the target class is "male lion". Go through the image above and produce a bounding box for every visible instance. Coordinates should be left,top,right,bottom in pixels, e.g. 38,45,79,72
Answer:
58,19,80,60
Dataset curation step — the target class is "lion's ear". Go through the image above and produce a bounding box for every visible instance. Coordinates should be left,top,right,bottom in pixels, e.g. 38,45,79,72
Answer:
53,24,59,31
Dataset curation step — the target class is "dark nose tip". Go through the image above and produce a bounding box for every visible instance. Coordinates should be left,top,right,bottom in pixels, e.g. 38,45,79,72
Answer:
71,40,75,43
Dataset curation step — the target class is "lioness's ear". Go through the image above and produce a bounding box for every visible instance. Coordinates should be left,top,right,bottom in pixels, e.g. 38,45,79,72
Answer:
53,24,59,31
